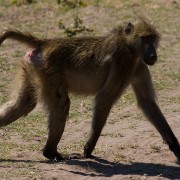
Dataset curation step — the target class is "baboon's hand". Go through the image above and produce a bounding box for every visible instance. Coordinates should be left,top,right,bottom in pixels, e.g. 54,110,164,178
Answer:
173,145,180,163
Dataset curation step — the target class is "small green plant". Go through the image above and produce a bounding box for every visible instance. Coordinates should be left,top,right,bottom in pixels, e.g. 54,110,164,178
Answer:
11,0,35,6
57,0,85,8
58,16,93,37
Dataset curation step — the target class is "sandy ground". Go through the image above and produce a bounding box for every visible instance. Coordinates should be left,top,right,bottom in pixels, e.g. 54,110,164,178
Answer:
0,0,180,179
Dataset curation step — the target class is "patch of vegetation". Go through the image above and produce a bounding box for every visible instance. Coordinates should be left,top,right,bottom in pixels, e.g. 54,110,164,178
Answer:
118,144,139,150
150,144,161,153
0,92,8,104
167,70,180,81
57,0,86,9
12,50,25,58
113,153,129,163
11,0,36,6
58,16,93,37
101,132,124,138
61,140,84,154
0,57,11,72
7,112,46,136
166,96,180,104
154,80,166,91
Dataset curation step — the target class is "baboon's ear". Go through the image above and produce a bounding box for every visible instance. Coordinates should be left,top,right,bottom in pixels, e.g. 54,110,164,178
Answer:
124,22,134,35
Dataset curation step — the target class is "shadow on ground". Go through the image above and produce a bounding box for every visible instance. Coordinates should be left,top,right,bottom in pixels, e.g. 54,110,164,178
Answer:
65,157,180,179
0,157,180,179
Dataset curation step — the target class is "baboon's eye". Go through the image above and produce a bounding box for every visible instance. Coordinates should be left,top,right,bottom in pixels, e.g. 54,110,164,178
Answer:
141,35,156,43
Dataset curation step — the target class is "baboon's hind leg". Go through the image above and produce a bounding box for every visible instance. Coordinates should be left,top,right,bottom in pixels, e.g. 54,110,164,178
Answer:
42,85,70,161
0,69,37,127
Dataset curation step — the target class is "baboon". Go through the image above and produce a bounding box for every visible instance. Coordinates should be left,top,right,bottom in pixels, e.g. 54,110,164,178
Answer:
0,18,180,162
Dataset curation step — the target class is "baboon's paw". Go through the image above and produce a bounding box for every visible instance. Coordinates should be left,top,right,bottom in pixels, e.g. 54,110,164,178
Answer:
173,145,180,164
43,150,64,162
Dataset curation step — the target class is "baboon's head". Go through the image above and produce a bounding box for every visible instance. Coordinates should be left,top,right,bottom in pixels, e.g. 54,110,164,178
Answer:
124,18,160,66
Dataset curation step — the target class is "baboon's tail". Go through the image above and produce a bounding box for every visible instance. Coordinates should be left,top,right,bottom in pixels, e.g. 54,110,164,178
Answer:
0,30,44,49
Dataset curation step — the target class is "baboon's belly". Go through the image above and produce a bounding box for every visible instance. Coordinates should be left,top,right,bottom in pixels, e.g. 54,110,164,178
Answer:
65,70,108,95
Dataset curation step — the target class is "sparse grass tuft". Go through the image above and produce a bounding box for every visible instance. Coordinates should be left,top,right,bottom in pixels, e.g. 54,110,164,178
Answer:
150,144,161,153
11,0,36,6
58,15,93,37
57,0,86,9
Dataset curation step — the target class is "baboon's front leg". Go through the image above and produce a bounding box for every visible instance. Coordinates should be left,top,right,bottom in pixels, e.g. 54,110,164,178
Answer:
43,89,70,161
132,62,180,162
84,62,133,158
84,82,128,157
84,93,113,158
0,69,37,127
140,100,180,161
